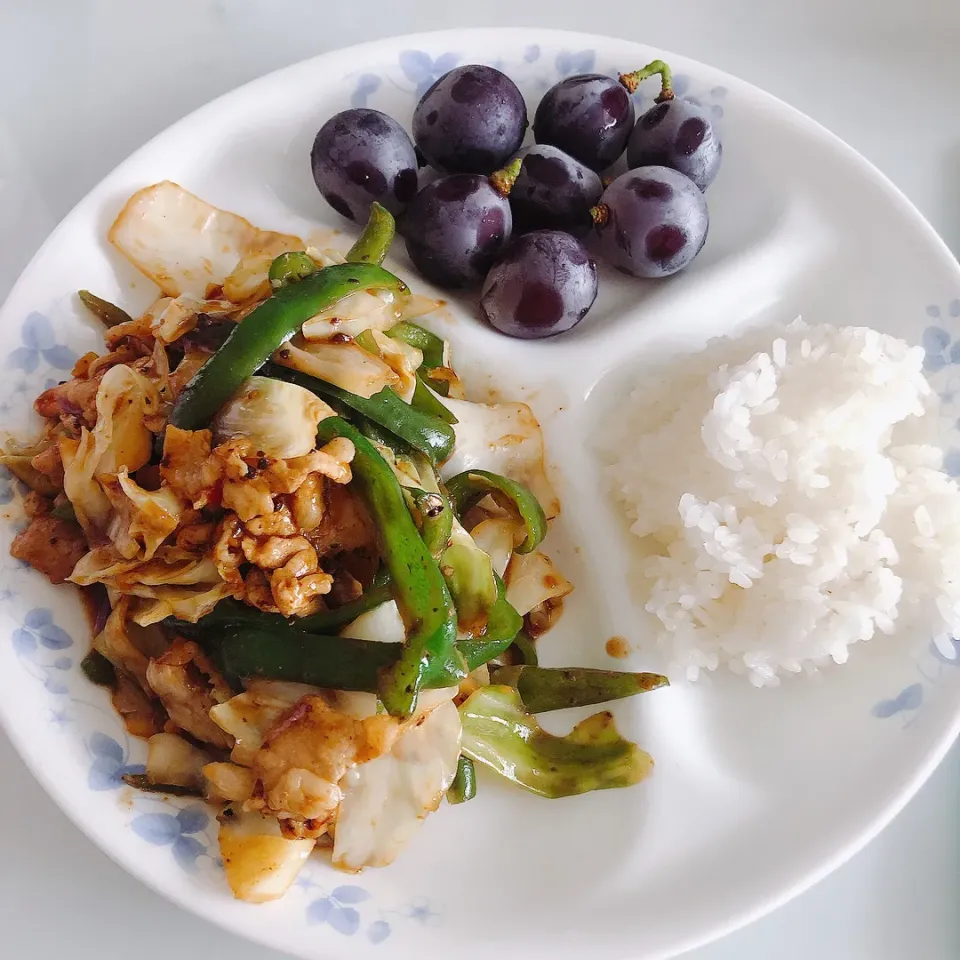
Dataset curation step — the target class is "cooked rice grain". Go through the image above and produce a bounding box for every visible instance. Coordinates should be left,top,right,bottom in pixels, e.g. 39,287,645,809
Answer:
607,319,960,686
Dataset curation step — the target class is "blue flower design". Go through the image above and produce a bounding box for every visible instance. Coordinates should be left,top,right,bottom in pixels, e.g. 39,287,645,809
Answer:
131,805,210,871
7,312,76,373
87,732,145,791
0,468,15,506
398,50,460,98
555,49,595,78
48,707,71,729
523,44,540,63
872,682,923,718
12,608,74,693
404,896,441,927
351,73,382,108
367,919,392,944
307,885,371,936
922,301,960,372
13,608,73,651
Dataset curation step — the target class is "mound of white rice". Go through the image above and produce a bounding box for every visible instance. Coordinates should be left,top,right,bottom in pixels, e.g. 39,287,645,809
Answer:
607,319,960,686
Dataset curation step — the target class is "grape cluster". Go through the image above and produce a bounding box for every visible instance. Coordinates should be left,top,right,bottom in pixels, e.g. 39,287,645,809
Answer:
309,55,723,338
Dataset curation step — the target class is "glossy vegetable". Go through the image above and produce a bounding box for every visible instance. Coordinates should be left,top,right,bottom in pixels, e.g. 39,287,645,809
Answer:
410,488,453,560
445,468,548,554
317,417,462,716
267,251,318,288
219,809,315,903
80,649,116,687
345,201,396,265
388,321,454,398
78,289,133,328
212,622,506,692
459,685,653,798
211,376,333,458
170,262,407,430
263,363,455,465
447,755,477,804
441,519,498,635
490,665,669,713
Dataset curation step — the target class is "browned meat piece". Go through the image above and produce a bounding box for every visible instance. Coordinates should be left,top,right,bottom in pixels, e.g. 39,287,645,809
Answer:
30,445,64,488
160,426,223,509
10,514,88,584
146,639,234,749
307,479,376,558
22,491,50,519
34,376,100,428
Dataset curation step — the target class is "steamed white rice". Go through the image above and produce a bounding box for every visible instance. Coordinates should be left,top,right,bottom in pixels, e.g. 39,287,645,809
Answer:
607,319,960,686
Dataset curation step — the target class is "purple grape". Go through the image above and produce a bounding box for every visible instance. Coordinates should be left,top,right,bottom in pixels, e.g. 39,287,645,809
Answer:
401,170,515,289
413,65,527,175
480,231,598,339
510,144,603,236
593,167,708,278
310,108,418,222
532,74,634,171
627,98,722,190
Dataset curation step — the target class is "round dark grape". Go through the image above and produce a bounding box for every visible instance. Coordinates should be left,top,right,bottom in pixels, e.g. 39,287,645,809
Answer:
593,167,708,278
480,231,598,339
510,144,603,236
627,98,722,190
310,108,418,222
401,175,513,288
413,65,527,174
532,74,634,171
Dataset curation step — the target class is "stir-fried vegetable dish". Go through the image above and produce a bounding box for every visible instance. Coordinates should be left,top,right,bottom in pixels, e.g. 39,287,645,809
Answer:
4,181,666,902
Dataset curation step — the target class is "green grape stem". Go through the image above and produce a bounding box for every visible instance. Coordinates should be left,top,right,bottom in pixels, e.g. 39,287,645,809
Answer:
489,157,523,198
589,204,609,227
619,59,675,102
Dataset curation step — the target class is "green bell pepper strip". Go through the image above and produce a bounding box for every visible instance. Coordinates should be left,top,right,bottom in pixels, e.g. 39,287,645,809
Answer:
489,665,669,713
454,573,522,668
345,201,395,265
210,622,505,692
444,469,547,554
459,685,652,799
169,263,407,431
508,630,539,666
121,773,200,797
78,290,133,328
173,570,395,638
409,488,453,560
387,321,446,368
262,363,455,465
268,251,319,288
81,650,116,688
447,755,477,804
317,417,462,716
388,321,451,396
411,375,457,424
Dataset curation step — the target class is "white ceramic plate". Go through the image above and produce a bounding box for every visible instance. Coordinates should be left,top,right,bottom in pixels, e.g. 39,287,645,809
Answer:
1,27,959,960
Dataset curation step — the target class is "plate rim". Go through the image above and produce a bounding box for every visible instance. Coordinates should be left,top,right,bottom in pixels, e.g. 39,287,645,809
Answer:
1,26,959,960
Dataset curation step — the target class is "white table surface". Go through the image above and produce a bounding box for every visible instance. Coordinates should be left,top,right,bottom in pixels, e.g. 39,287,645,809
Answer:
0,2,958,957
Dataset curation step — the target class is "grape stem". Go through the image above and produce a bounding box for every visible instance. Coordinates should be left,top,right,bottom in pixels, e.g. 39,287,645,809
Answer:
489,157,523,197
619,60,674,102
589,204,609,227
